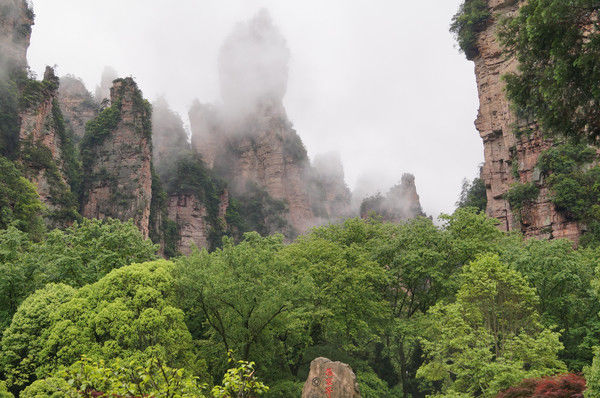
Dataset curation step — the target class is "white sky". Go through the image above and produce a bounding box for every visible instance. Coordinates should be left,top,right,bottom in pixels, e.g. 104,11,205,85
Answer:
27,0,482,217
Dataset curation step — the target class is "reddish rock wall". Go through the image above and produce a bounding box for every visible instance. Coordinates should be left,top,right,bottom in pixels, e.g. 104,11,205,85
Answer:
18,67,75,218
0,0,33,69
58,76,98,140
166,190,229,254
190,101,315,234
81,78,152,238
473,0,581,241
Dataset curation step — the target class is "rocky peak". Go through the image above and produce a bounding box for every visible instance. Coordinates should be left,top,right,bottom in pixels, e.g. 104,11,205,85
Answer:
94,66,118,103
0,0,33,70
18,66,79,226
472,0,581,241
152,97,189,168
310,152,352,222
218,8,289,116
58,75,98,140
189,9,315,235
359,173,424,221
81,77,153,238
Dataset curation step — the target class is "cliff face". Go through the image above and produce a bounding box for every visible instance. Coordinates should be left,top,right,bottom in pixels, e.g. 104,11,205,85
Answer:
473,0,581,241
81,78,153,238
310,152,352,222
58,76,98,140
152,97,189,168
190,101,316,234
0,0,33,69
166,189,229,255
359,173,424,222
189,10,317,235
18,67,79,225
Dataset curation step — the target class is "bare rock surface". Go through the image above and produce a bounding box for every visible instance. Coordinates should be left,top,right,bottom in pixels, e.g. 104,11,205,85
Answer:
302,357,361,398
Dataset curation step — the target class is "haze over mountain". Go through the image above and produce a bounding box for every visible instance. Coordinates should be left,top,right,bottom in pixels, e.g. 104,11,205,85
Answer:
26,0,481,217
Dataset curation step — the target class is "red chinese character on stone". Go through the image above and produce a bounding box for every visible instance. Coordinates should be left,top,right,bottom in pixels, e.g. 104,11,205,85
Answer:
326,377,333,386
325,368,334,377
325,386,334,397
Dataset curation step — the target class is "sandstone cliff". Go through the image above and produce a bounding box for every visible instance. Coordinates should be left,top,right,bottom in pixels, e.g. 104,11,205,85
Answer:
359,173,424,222
18,66,79,225
152,99,231,255
310,152,352,222
473,0,581,241
0,0,33,69
58,75,98,140
81,77,152,238
189,10,316,235
191,101,315,235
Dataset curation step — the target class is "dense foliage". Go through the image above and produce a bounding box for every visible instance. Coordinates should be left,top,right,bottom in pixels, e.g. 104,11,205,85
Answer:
504,182,540,224
496,373,586,398
500,0,600,142
0,218,157,336
0,196,599,397
456,177,487,212
450,0,490,60
418,254,565,397
0,156,44,238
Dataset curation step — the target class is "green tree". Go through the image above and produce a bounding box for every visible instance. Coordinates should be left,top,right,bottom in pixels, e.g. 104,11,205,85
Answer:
441,207,510,266
0,283,76,390
1,261,195,393
0,156,44,237
211,351,269,398
500,0,600,142
0,381,13,398
418,254,565,397
31,218,158,287
374,217,454,396
456,177,487,212
174,233,313,382
280,219,391,374
20,377,76,398
59,355,204,398
503,239,600,370
450,0,490,60
0,218,158,336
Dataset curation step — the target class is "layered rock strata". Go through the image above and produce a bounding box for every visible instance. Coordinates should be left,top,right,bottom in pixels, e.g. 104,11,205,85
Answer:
81,78,152,238
18,66,78,224
58,75,99,140
0,0,33,69
474,0,581,241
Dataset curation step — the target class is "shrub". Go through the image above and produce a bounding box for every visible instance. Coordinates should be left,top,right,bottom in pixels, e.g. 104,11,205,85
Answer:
504,182,539,217
450,0,491,60
497,374,585,398
456,177,487,212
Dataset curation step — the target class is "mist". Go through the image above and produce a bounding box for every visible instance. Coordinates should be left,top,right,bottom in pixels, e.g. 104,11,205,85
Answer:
26,0,482,217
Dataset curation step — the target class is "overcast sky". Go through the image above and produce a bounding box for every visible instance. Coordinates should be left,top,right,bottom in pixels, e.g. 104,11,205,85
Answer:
27,0,482,217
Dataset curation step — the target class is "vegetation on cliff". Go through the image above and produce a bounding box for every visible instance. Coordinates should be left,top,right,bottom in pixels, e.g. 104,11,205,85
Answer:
0,156,44,236
450,0,490,60
500,0,600,143
537,142,600,245
457,176,487,212
0,72,20,158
